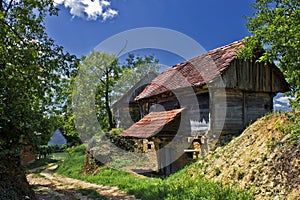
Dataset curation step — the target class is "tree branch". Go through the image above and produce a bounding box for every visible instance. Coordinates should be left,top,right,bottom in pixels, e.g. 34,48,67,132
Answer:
0,0,3,11
4,0,14,18
0,19,25,43
99,79,105,84
116,40,128,57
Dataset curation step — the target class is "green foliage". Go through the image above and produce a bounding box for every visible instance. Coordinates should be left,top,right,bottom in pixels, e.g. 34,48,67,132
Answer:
62,112,82,147
58,148,85,177
113,53,160,104
214,167,221,176
77,51,120,131
0,1,78,197
71,52,160,137
266,112,300,146
109,128,123,134
242,0,300,107
25,152,67,170
284,112,300,144
67,144,86,155
57,145,254,200
61,74,82,147
0,0,79,151
76,188,108,200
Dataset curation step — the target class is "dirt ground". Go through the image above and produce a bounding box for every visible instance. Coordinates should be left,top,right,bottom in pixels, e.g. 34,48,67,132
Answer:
27,165,136,200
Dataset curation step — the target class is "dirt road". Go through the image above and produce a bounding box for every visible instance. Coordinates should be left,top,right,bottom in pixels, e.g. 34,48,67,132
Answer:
27,165,136,200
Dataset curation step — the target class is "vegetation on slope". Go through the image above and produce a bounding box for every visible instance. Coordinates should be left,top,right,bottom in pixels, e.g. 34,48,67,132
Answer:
56,112,300,200
188,111,300,199
56,145,253,200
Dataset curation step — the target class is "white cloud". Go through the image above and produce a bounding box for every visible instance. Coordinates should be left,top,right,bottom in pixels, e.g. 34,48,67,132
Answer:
273,93,294,112
274,103,284,109
101,0,111,7
276,96,292,105
102,8,119,21
54,0,118,21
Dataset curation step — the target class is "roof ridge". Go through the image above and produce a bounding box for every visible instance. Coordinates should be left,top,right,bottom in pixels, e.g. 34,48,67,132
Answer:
135,40,245,100
168,40,244,70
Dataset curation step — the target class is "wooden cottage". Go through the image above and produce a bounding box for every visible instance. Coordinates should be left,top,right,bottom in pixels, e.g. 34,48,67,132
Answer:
112,72,157,129
120,40,290,175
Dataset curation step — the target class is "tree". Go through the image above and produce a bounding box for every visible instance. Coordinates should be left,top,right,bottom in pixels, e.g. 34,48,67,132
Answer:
242,0,300,108
62,111,82,146
112,53,160,104
0,1,78,199
61,70,82,147
80,51,121,131
75,52,160,132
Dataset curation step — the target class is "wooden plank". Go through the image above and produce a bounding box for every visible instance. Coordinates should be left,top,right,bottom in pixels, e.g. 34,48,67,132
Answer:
222,62,237,88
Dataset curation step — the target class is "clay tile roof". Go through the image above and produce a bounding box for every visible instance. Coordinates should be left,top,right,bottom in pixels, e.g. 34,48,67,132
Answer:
135,40,244,101
120,108,184,138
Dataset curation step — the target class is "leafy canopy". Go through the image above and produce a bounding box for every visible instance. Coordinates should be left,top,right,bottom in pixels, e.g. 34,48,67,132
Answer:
72,52,160,132
0,0,78,150
113,53,160,104
242,0,300,108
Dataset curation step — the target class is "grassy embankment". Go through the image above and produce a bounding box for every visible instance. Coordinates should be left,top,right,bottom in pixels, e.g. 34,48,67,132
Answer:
56,145,253,200
30,111,299,199
183,111,300,199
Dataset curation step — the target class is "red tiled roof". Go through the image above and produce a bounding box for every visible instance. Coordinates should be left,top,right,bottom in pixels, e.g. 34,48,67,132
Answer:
120,108,184,138
135,40,244,100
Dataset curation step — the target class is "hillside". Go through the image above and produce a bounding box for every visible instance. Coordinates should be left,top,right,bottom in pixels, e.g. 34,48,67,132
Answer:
186,111,300,199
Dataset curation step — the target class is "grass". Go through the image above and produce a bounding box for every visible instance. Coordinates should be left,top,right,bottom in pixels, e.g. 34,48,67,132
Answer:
51,152,68,160
56,145,254,200
25,152,67,170
76,188,108,200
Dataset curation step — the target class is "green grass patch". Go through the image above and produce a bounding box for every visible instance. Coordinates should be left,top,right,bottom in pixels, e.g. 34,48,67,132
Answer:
56,145,253,200
25,152,67,170
76,188,108,200
51,152,68,161
285,112,300,144
25,157,59,170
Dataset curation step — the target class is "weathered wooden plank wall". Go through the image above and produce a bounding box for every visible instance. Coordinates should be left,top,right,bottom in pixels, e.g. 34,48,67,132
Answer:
213,60,288,93
205,59,287,144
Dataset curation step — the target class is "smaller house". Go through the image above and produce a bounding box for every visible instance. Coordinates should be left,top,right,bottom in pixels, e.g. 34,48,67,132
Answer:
113,72,157,129
48,129,67,146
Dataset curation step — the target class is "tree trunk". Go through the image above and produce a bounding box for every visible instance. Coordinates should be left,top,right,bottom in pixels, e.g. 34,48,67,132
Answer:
105,90,115,130
105,70,116,130
0,152,37,200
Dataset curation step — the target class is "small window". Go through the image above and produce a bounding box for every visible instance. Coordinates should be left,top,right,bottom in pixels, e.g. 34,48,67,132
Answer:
147,144,152,150
186,152,193,159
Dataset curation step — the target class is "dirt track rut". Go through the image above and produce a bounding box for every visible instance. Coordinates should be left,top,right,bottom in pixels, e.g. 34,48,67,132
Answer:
27,165,136,200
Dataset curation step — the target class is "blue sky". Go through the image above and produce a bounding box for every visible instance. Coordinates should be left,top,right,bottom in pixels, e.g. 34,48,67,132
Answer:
45,0,292,110
46,0,255,66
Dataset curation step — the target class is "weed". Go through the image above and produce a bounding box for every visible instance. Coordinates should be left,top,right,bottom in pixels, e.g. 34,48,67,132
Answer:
214,167,221,176
266,137,277,152
214,153,220,159
237,171,245,180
